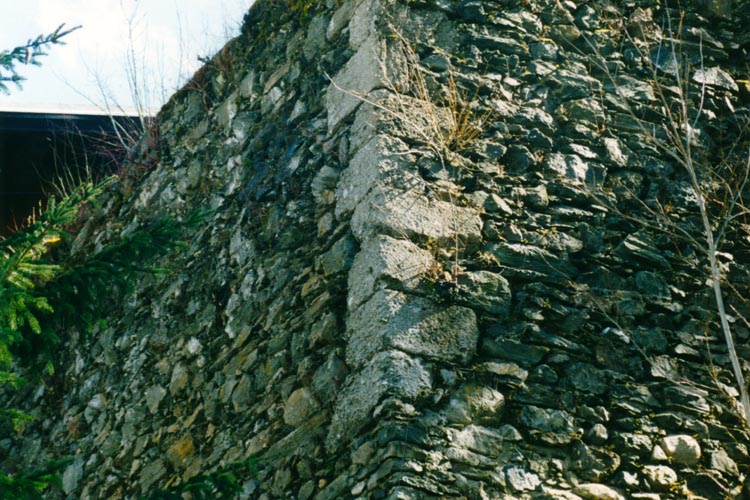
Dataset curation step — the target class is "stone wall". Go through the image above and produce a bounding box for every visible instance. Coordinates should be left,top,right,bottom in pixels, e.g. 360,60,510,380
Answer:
3,0,750,499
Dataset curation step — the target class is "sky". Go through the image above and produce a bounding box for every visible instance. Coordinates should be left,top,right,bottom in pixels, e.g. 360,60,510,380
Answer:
0,0,255,114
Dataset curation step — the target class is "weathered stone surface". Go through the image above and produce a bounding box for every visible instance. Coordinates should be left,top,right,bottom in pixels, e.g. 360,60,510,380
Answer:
216,90,238,130
231,374,255,412
455,270,512,317
709,448,739,478
630,494,660,500
284,387,321,427
311,166,339,205
62,456,84,495
327,350,431,452
326,33,404,131
485,242,576,283
350,185,483,245
444,383,505,425
544,152,592,183
475,361,528,388
520,406,580,445
662,385,710,415
660,435,701,466
327,0,365,41
572,483,625,500
139,460,167,493
642,465,678,491
570,441,621,481
538,486,584,500
4,1,750,498
584,423,608,445
145,385,167,414
567,362,608,395
615,234,671,269
481,337,549,365
335,135,421,216
346,289,478,368
166,436,196,469
316,233,357,276
448,424,514,457
169,363,189,395
686,471,731,498
504,464,542,492
347,234,433,308
692,66,738,91
613,432,652,456
312,352,348,405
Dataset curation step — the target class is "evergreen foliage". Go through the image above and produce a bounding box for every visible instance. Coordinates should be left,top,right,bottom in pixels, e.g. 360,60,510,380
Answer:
0,26,205,495
0,178,113,386
48,209,205,338
0,174,202,495
142,457,259,500
0,24,80,94
0,180,112,497
0,458,71,500
0,25,82,496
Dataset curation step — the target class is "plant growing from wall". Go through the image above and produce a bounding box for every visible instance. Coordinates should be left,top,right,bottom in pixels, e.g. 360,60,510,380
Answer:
48,209,205,338
0,458,72,500
0,25,83,498
327,22,492,283
328,23,490,168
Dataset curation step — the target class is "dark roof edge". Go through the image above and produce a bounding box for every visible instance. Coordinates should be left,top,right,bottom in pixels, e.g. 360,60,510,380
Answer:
0,110,145,134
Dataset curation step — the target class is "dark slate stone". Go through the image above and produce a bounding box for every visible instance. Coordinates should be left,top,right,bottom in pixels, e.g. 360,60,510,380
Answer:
527,128,554,149
528,364,559,384
514,382,575,409
566,362,609,395
612,432,653,457
480,338,549,365
686,472,730,498
610,383,661,409
663,385,711,416
377,423,431,447
519,405,581,445
547,69,602,100
465,32,530,56
569,441,621,481
485,242,577,285
474,361,528,388
503,144,537,174
632,327,668,354
528,329,590,354
455,270,512,317
614,234,672,269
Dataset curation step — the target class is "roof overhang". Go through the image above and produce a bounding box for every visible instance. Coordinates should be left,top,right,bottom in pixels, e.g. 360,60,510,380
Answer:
0,105,147,134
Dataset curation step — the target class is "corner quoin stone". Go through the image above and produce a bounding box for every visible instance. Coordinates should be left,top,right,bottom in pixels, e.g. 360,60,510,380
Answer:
345,289,479,369
326,350,432,453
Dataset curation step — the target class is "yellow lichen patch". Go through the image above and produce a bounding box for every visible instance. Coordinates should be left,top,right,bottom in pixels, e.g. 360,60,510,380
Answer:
166,436,196,469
